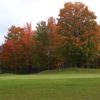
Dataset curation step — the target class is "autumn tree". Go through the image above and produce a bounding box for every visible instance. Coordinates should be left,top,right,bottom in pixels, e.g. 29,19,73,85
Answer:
57,2,98,67
94,24,100,68
34,17,64,70
47,17,64,69
0,26,24,72
0,24,36,73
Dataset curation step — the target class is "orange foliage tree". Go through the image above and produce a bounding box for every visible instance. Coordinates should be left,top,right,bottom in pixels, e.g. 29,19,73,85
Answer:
47,17,64,69
57,2,98,67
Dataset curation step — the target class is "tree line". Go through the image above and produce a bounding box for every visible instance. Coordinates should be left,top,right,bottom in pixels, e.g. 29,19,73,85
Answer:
0,2,100,73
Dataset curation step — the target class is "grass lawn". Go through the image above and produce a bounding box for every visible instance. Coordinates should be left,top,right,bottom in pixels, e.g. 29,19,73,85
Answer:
0,68,100,100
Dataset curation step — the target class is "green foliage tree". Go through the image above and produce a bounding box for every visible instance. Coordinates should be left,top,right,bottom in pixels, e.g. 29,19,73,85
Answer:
33,21,50,70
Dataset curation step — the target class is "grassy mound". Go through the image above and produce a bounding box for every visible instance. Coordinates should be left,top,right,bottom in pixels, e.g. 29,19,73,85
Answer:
0,68,100,100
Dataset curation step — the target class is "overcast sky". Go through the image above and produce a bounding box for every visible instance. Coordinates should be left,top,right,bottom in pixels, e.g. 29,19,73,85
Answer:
0,0,100,45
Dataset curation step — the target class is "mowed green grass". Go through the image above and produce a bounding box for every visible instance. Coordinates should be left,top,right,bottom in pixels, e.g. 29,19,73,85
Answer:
0,68,100,100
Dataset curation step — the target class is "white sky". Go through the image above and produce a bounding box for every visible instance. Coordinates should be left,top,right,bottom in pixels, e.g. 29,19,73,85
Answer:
0,0,100,45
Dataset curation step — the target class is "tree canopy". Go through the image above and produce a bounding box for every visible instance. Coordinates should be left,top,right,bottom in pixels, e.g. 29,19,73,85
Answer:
0,2,100,73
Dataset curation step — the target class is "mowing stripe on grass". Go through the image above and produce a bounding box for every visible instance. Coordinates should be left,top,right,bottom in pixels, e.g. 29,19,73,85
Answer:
0,74,100,80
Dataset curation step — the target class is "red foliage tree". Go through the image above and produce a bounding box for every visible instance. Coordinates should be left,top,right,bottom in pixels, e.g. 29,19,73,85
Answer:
0,23,36,73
